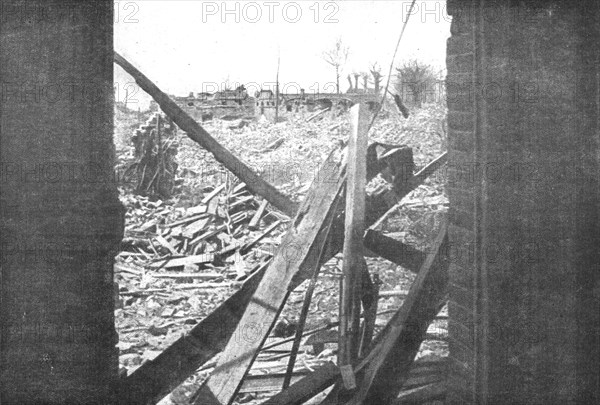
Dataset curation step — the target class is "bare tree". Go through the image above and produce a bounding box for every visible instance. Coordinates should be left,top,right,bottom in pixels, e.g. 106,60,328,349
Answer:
395,59,437,108
322,37,349,95
353,72,360,92
369,62,383,96
360,71,370,91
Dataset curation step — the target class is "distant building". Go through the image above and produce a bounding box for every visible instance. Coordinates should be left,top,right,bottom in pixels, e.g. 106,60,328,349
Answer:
151,85,255,121
149,83,379,122
255,89,279,120
214,85,248,106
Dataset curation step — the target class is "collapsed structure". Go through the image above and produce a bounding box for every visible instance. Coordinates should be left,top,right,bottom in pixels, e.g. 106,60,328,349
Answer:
150,86,380,123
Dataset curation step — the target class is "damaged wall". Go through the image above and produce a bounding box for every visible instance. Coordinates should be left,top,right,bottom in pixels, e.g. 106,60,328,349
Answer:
446,1,600,403
0,1,123,402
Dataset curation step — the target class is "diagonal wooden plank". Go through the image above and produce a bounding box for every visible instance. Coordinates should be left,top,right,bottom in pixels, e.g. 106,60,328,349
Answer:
363,230,427,273
193,148,347,405
393,382,446,404
346,220,449,405
248,199,269,230
282,198,340,390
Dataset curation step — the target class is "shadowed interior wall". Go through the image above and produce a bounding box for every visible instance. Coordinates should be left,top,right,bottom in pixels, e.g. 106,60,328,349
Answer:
0,1,123,402
446,1,600,403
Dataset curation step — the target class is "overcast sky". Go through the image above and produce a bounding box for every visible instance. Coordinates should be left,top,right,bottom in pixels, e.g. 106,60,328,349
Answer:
114,0,451,109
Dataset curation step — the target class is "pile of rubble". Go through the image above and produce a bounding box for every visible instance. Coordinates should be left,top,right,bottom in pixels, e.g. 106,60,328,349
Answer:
131,113,179,198
115,182,288,375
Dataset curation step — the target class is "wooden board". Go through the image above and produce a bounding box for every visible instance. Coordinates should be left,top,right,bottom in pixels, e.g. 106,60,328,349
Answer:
347,220,449,405
339,103,369,374
182,217,211,239
248,199,269,230
363,230,427,273
193,148,346,405
393,382,446,404
148,254,215,269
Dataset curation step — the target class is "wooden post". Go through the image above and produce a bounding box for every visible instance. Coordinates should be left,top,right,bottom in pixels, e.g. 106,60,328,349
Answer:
339,103,369,388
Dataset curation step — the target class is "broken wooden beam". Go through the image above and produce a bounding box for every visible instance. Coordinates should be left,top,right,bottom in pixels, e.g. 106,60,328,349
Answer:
248,199,269,230
114,52,298,217
358,264,379,358
193,148,346,405
347,220,449,405
393,382,446,404
182,216,212,239
150,273,223,280
282,200,339,390
339,103,369,388
202,184,226,204
148,254,215,269
240,372,315,394
407,151,447,191
366,143,414,188
261,362,340,405
363,230,427,273
154,235,179,255
241,359,446,396
306,107,330,122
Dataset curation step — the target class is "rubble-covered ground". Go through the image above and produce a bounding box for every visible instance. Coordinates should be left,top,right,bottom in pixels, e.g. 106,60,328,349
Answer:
114,103,448,404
